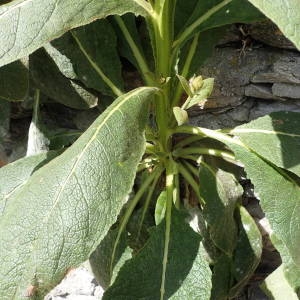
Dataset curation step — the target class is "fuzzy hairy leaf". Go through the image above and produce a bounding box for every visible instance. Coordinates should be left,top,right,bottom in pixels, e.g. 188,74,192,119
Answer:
30,48,98,109
270,235,300,293
180,124,300,271
261,265,299,300
155,190,167,225
103,209,212,300
0,60,28,101
199,162,242,255
0,151,60,216
0,87,156,299
210,254,232,300
89,228,131,289
231,111,300,177
174,0,264,48
0,0,149,67
197,128,300,269
48,19,123,96
229,206,262,297
247,0,300,50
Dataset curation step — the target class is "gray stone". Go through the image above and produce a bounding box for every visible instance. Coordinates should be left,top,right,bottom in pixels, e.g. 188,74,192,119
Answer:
249,100,300,121
274,56,300,80
272,83,300,99
251,72,300,84
248,20,296,50
46,267,104,300
245,84,284,100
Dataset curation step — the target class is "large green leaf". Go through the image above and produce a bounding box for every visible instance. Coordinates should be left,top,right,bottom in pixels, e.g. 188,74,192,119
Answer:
231,111,300,177
0,151,60,216
0,60,28,101
0,87,156,299
229,206,262,297
199,161,242,255
247,0,300,50
48,19,124,97
103,209,212,300
89,228,131,289
177,125,300,269
261,265,299,300
30,48,98,109
174,0,264,48
196,128,300,268
210,254,232,300
0,0,149,67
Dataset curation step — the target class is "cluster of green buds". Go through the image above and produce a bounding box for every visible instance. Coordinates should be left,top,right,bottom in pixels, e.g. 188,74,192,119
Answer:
173,74,214,126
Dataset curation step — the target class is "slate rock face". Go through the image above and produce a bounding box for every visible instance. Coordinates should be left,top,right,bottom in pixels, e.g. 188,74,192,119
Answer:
190,28,300,130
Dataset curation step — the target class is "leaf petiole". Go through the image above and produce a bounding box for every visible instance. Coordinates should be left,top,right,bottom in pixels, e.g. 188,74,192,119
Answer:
109,166,163,278
114,16,155,86
178,162,203,205
173,147,235,160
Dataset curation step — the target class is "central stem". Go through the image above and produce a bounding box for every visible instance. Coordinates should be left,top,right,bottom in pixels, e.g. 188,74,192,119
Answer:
152,0,175,153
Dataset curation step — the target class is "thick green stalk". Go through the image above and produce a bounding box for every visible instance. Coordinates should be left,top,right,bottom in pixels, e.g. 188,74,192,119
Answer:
150,0,176,151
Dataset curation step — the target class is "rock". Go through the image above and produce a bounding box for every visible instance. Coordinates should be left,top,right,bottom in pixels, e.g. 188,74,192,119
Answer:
247,20,296,50
272,83,300,99
252,71,300,84
46,267,104,300
245,84,284,100
249,100,300,121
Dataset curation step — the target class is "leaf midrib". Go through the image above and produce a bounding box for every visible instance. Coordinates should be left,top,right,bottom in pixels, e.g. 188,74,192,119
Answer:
231,128,300,138
44,88,148,226
12,87,150,298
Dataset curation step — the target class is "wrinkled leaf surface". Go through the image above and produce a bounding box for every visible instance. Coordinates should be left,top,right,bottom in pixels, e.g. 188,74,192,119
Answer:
0,0,148,67
104,209,212,300
0,87,156,299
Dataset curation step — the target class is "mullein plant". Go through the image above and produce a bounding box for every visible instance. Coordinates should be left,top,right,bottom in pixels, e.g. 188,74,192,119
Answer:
0,0,299,299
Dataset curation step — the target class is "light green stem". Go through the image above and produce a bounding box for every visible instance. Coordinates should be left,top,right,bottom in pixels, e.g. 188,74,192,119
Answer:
178,162,203,205
71,31,123,97
174,135,205,149
32,89,40,124
136,169,161,241
150,0,176,151
173,172,180,209
173,0,232,49
160,159,175,300
174,147,235,160
182,160,199,177
172,125,245,147
109,166,162,277
114,16,154,86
